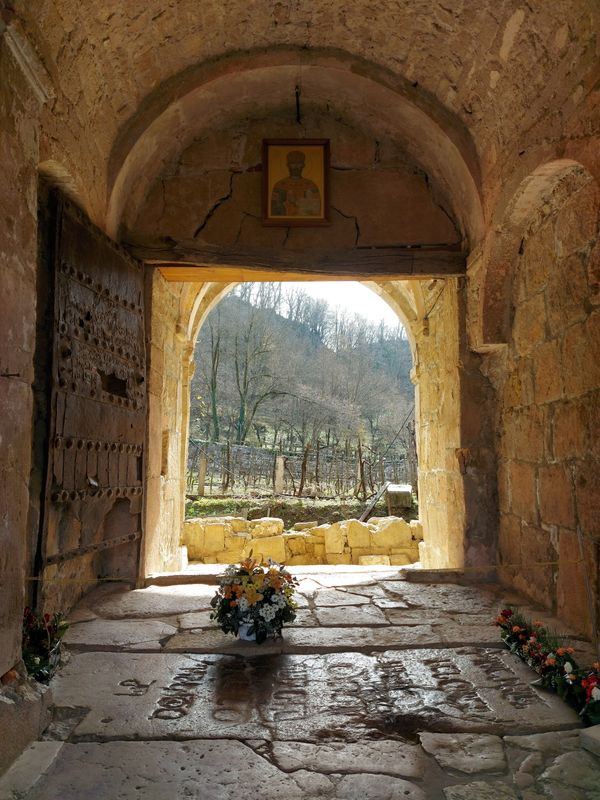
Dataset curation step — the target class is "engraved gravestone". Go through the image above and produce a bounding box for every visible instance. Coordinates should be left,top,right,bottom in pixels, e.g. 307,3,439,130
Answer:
52,648,579,743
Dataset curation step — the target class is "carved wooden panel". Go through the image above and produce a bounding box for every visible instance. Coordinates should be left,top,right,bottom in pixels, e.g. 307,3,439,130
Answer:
39,194,146,609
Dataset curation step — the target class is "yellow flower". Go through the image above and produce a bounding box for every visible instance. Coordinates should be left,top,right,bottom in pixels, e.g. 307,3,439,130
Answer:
244,585,264,606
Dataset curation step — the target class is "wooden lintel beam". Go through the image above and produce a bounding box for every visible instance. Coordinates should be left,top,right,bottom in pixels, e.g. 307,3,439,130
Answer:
125,241,466,282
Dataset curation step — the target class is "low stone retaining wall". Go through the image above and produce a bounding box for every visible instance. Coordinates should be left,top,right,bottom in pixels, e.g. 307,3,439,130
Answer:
182,516,423,566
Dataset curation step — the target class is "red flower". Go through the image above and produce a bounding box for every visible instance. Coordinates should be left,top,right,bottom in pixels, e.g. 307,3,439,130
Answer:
582,674,599,702
502,609,513,618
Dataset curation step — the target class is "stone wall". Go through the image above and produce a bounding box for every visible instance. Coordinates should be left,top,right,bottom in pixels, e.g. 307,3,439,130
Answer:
183,516,423,567
142,270,189,575
495,176,600,636
0,32,42,677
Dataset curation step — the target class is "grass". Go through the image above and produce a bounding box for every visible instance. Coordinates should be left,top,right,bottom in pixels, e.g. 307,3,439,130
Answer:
185,494,418,527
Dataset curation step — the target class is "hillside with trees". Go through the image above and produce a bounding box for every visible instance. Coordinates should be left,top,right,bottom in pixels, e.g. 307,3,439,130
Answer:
189,284,416,497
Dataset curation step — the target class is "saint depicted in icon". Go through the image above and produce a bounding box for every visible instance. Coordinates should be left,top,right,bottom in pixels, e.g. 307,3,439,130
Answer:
270,150,321,217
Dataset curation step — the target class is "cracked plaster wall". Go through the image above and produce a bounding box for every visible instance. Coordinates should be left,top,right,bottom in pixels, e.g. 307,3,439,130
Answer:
128,110,460,249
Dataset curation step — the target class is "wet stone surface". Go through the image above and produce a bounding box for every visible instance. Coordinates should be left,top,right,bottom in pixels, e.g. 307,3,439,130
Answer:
3,569,599,799
51,645,578,743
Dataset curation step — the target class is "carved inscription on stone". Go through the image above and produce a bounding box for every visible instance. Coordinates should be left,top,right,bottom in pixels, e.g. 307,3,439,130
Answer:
115,679,155,697
56,651,579,743
150,662,209,720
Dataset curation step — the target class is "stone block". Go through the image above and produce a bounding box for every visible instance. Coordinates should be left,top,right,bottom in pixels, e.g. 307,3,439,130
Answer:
324,523,346,554
308,525,328,539
538,463,575,528
358,555,391,566
370,518,413,549
203,524,227,553
292,521,318,531
225,517,249,534
286,554,320,566
556,528,596,637
182,520,205,559
283,534,308,556
508,460,537,523
326,552,352,565
245,535,286,564
552,400,588,459
215,549,248,564
247,518,285,538
343,520,371,548
532,339,563,405
390,554,413,566
519,524,557,607
513,293,546,357
574,459,600,534
313,543,325,560
409,520,424,541
418,541,435,569
350,548,373,564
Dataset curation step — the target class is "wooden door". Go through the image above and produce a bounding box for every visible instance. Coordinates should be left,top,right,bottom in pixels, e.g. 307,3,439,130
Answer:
37,193,147,612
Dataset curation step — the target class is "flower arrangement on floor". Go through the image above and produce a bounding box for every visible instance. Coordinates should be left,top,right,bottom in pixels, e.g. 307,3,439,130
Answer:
496,607,600,725
22,608,69,683
210,558,299,644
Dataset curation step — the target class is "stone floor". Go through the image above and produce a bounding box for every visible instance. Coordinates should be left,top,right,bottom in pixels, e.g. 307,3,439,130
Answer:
2,567,600,799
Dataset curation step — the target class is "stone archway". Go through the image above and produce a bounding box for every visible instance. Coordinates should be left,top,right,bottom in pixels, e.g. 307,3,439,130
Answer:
104,50,493,582
139,271,479,579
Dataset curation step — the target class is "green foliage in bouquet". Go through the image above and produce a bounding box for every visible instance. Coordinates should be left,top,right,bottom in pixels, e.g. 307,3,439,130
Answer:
210,558,299,644
22,608,69,683
496,607,600,725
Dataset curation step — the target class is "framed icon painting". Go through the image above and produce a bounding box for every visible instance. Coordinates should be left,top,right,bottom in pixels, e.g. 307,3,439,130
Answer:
262,139,330,226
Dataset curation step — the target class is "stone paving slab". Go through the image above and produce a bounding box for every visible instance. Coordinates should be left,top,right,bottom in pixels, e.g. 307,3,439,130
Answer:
51,647,580,744
311,588,372,606
269,739,425,778
163,625,440,653
91,584,216,618
419,733,506,774
64,619,177,649
313,603,390,626
379,582,501,613
1,740,428,800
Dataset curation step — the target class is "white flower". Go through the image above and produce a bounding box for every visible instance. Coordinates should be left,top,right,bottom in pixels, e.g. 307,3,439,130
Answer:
564,662,573,673
259,605,277,622
592,686,600,701
271,593,287,608
237,597,249,613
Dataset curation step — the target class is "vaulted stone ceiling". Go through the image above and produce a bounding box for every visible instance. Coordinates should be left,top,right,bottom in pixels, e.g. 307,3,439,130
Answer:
11,0,600,238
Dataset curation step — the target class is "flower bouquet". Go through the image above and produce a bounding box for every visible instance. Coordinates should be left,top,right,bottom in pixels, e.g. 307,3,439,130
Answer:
496,607,600,725
22,608,69,683
210,558,299,644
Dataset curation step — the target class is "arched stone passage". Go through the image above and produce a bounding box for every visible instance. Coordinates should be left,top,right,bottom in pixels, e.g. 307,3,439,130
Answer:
478,160,597,348
140,272,483,579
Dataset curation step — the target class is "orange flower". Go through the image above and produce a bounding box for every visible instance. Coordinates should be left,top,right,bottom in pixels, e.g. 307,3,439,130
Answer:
512,625,522,633
545,656,556,666
244,585,264,606
557,647,567,656
496,615,507,625
240,558,257,572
